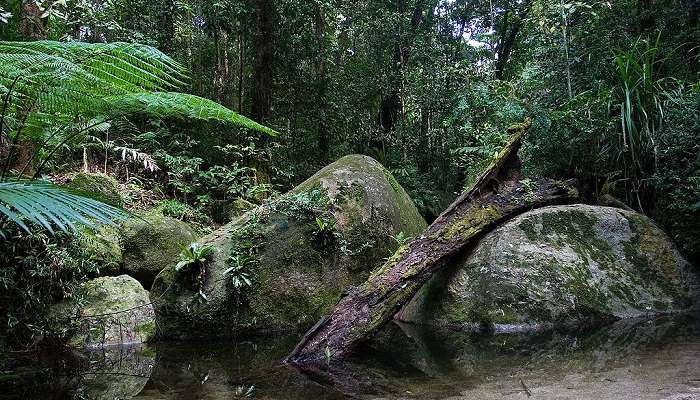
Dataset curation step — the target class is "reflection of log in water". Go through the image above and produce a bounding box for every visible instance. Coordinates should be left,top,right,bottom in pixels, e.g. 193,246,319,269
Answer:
288,361,382,399
289,314,700,398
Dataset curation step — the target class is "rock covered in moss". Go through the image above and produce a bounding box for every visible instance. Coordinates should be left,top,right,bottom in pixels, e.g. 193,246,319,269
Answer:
121,211,199,289
75,225,123,275
151,155,427,338
227,197,257,219
67,172,123,206
398,205,699,331
53,275,155,349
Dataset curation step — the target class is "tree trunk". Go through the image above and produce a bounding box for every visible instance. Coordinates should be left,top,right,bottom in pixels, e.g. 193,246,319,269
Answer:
379,1,423,133
158,0,176,54
315,2,329,160
12,0,47,176
237,28,245,113
251,0,274,123
18,0,46,40
494,0,531,80
286,120,579,363
214,27,230,106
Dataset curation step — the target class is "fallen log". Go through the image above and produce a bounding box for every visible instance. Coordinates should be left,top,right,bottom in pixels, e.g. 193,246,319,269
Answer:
286,119,579,363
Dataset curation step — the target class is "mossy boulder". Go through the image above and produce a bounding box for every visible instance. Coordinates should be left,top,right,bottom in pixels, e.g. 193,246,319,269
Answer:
151,154,427,338
67,172,123,207
121,211,199,289
75,225,123,275
52,275,155,349
399,205,699,331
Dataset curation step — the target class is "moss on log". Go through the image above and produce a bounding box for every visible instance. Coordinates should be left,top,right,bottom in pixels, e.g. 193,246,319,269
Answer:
286,119,579,363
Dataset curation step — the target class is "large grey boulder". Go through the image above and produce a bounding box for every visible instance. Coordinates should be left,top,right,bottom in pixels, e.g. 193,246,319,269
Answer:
151,155,427,338
398,205,699,331
52,275,156,349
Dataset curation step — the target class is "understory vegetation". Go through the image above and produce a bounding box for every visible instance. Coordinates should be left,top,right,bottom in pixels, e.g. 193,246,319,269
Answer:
0,0,698,351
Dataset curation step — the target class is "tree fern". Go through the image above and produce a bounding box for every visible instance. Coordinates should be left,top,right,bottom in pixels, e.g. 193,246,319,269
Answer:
104,92,278,136
0,40,276,136
0,40,276,234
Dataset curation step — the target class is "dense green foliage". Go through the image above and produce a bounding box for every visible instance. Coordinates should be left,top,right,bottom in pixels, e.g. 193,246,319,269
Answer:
0,0,698,350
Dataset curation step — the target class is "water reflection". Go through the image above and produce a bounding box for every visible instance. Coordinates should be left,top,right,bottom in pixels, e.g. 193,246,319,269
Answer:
2,344,153,400
4,313,700,399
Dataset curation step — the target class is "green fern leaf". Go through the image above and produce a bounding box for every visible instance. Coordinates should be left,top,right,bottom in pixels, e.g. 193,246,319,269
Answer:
0,180,130,235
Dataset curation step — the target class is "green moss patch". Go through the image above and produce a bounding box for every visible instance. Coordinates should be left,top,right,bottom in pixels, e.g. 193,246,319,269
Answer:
67,172,123,207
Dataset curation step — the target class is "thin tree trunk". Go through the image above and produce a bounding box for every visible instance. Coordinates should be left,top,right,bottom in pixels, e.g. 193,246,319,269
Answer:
238,28,245,113
560,0,573,99
11,1,47,176
214,27,230,106
494,0,531,80
379,1,422,133
315,1,329,160
286,120,579,363
18,0,46,40
252,0,274,123
159,0,176,54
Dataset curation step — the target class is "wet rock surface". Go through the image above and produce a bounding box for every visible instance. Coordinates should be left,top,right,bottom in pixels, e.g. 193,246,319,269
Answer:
399,205,699,330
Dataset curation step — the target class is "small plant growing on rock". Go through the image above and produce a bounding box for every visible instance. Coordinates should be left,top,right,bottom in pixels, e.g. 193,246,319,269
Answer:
225,213,263,294
324,345,333,364
312,215,337,247
224,255,253,290
520,178,537,203
176,243,214,302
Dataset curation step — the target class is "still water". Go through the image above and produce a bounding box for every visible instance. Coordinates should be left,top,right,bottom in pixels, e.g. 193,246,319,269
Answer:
4,314,700,399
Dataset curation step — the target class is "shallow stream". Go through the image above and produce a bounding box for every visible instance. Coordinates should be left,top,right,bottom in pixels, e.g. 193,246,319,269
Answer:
4,314,700,399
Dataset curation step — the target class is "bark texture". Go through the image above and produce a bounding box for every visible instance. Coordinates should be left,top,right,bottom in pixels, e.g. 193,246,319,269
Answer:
286,119,579,363
252,0,274,123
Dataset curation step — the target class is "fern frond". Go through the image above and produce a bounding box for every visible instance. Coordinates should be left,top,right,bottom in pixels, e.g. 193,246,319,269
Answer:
0,180,129,235
0,41,276,136
104,92,278,136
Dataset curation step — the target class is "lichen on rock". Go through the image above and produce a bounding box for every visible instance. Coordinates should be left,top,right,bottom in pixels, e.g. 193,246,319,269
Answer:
151,155,427,339
398,205,699,331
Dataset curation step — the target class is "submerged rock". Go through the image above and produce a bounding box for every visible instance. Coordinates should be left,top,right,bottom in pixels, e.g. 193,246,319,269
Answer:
53,275,156,349
121,211,199,289
399,205,699,331
151,155,427,338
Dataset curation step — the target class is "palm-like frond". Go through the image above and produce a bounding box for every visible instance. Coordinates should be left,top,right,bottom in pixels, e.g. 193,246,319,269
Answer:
0,180,129,235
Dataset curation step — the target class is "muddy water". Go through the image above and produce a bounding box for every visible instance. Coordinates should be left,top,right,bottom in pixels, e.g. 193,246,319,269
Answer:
3,314,700,399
